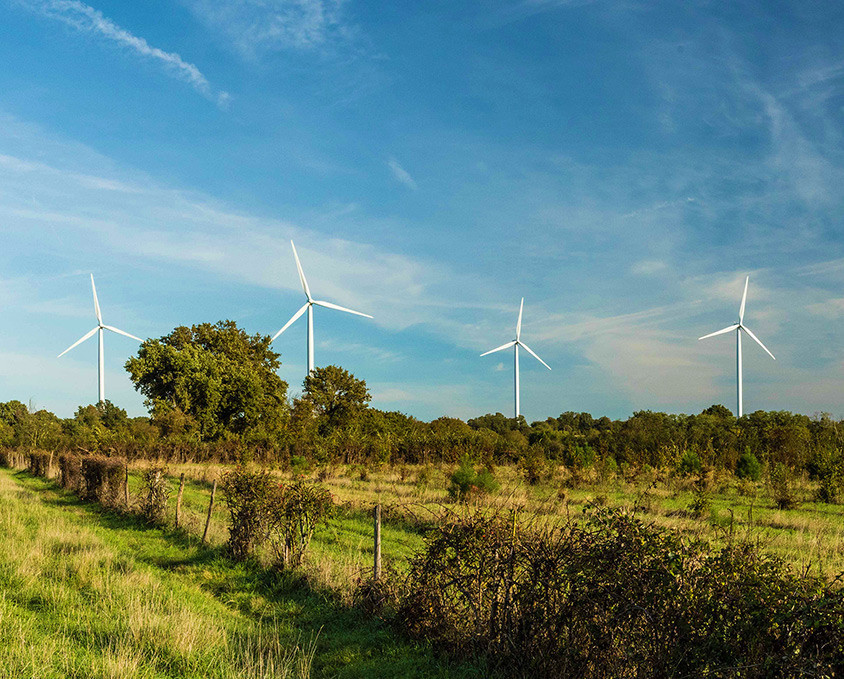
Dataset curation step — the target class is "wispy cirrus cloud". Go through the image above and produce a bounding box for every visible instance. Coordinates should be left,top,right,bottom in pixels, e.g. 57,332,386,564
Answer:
387,158,418,190
182,0,354,57
19,0,230,107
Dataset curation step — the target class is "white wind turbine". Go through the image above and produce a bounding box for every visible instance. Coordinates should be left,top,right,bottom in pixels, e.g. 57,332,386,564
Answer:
57,274,142,404
481,298,551,419
698,275,775,417
272,241,373,375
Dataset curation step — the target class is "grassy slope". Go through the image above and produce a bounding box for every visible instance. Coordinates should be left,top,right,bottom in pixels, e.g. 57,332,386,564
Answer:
0,468,481,679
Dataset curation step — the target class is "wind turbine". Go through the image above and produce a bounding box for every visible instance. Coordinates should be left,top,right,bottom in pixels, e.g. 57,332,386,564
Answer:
272,241,373,375
698,275,775,417
57,274,142,404
481,298,551,419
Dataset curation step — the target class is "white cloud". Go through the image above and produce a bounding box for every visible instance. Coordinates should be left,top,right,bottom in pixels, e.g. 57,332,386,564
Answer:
806,297,844,320
20,0,229,106
183,0,353,57
0,118,505,348
387,158,418,190
630,259,668,276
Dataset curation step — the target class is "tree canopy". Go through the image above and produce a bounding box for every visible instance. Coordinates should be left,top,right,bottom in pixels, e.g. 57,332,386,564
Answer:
299,364,371,433
125,321,288,440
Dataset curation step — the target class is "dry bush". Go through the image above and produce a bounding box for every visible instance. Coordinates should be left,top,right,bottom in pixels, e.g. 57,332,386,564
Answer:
137,466,170,524
81,456,127,508
221,466,276,560
268,479,333,568
221,466,333,567
770,462,799,510
397,506,844,678
27,450,52,477
58,453,83,491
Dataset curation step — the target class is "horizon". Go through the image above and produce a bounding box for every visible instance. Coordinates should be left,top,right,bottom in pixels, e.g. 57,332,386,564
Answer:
1,1,843,421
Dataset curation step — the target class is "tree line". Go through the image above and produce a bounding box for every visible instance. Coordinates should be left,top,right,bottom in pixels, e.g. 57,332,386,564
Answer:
1,320,841,481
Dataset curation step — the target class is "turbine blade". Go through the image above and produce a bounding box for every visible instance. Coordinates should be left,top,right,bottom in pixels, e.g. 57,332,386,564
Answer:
739,275,749,323
312,300,373,319
271,303,309,341
516,297,524,340
741,325,776,360
290,241,311,300
103,325,142,342
698,324,739,341
91,274,102,324
57,327,98,358
518,341,552,370
480,340,516,357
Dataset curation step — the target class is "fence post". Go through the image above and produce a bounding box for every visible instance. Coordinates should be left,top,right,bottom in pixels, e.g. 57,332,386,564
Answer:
124,466,130,508
373,503,382,581
175,473,185,528
202,479,217,545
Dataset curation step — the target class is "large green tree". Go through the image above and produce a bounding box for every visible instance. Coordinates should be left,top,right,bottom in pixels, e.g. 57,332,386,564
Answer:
299,365,370,433
125,321,288,440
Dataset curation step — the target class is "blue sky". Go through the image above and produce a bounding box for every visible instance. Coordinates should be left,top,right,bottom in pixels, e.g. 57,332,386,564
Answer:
1,0,843,421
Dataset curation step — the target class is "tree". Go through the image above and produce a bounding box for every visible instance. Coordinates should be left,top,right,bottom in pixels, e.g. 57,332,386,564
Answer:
300,365,370,432
125,321,288,440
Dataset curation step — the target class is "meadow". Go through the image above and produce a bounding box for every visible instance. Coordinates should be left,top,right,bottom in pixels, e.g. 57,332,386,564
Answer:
0,464,482,679
3,452,844,677
140,459,844,585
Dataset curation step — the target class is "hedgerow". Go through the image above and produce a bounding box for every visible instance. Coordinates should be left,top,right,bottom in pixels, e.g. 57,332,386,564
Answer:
396,506,844,677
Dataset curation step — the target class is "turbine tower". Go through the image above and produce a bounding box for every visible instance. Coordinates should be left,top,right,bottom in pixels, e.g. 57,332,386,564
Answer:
481,298,551,419
698,275,775,417
272,241,373,375
58,274,142,404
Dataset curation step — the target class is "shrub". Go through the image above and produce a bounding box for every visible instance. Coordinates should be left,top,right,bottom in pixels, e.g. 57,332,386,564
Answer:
58,453,83,491
811,448,843,504
289,455,310,477
221,466,276,560
518,447,548,485
596,456,618,484
736,451,762,481
268,479,333,568
137,466,170,524
677,450,702,476
397,507,844,677
27,450,52,477
770,462,799,510
81,456,127,508
689,474,711,517
448,458,499,502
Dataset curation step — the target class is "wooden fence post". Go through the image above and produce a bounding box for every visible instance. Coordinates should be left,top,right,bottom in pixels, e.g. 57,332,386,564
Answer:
175,473,185,528
124,466,130,508
373,503,382,581
202,479,217,545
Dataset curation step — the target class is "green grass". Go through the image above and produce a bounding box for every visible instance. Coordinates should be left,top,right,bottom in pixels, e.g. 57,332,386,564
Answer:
0,468,482,679
139,461,844,584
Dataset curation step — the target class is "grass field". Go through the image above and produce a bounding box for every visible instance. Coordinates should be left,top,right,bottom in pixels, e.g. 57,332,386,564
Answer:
0,467,482,679
4,457,843,678
149,460,844,585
